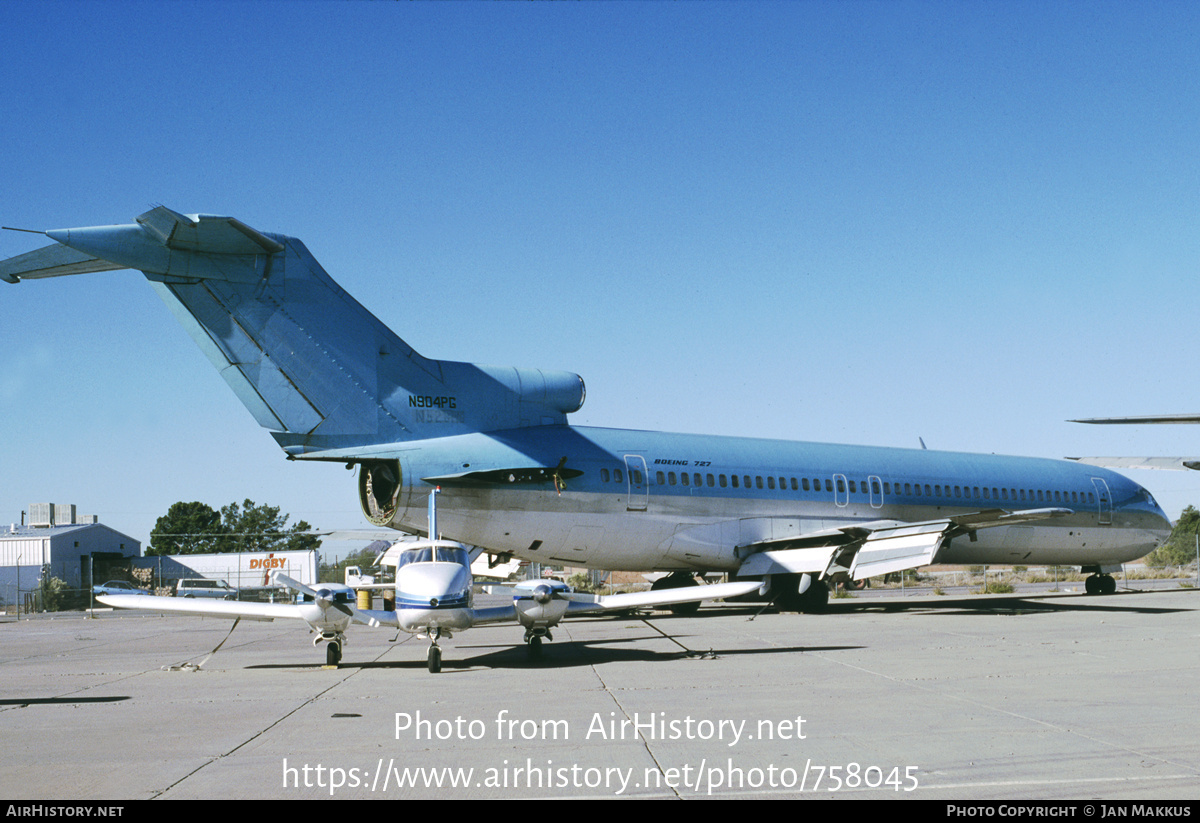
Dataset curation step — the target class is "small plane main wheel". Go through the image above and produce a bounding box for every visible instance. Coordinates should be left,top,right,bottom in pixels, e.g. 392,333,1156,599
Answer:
1101,574,1117,595
1085,575,1099,595
427,645,441,674
327,641,341,666
527,635,543,659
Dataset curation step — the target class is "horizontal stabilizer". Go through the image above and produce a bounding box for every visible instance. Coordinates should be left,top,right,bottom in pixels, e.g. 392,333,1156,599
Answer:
135,206,283,254
0,242,125,283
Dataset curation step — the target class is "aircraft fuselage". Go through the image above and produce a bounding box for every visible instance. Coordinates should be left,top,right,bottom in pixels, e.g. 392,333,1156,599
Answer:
368,425,1170,573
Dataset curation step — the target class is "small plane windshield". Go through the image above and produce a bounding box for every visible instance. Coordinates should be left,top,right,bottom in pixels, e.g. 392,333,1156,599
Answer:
396,545,469,568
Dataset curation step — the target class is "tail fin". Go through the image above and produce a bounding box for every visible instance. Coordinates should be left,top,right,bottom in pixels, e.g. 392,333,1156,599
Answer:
3,207,584,455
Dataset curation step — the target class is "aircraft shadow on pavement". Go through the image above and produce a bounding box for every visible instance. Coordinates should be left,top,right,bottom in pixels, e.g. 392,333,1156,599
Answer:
821,589,1193,617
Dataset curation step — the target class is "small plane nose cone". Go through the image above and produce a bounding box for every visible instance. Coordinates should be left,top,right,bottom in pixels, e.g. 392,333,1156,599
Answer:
533,585,553,605
429,597,440,608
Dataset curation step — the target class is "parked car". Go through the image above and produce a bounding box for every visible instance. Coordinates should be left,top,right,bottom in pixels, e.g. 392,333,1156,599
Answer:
174,579,238,600
93,580,149,597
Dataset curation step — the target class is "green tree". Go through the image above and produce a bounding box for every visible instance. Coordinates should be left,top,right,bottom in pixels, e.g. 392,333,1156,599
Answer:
148,501,228,555
1145,505,1200,567
149,499,320,555
216,499,321,553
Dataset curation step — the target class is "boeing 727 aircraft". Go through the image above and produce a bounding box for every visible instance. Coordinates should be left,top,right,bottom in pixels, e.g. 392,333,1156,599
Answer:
2,208,1172,607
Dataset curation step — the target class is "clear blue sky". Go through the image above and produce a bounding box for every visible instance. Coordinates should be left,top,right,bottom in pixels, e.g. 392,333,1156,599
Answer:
2,1,1198,553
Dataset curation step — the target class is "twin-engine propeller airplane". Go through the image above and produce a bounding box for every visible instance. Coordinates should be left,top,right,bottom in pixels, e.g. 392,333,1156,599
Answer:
100,491,763,672
3,207,1173,610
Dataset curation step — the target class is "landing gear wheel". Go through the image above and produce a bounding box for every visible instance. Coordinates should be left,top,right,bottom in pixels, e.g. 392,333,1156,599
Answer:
1085,574,1117,595
427,645,441,673
527,635,543,659
326,641,341,666
775,575,829,614
652,572,700,615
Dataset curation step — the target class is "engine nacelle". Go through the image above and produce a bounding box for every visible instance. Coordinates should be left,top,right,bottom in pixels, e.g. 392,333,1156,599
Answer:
359,460,403,526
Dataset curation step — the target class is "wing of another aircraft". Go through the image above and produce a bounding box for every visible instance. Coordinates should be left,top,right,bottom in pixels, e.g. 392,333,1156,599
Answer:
1067,456,1200,471
1071,414,1200,424
1068,414,1200,470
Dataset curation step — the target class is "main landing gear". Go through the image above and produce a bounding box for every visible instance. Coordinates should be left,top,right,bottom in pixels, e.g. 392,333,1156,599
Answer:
523,628,550,660
1085,573,1117,595
321,634,345,667
427,628,443,673
651,572,701,615
773,574,829,614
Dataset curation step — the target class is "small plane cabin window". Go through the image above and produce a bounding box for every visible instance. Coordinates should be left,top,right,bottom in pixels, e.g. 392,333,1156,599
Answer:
632,470,643,485
719,474,727,488
615,468,624,483
767,476,776,490
1088,492,1094,503
924,484,931,496
656,471,665,485
884,482,891,494
802,478,811,491
836,477,846,493
731,475,740,488
681,473,689,486
904,483,911,495
668,472,677,486
849,480,858,493
707,474,715,487
756,476,764,489
983,487,990,500
601,468,610,482
744,475,752,488
825,479,833,492
873,479,882,495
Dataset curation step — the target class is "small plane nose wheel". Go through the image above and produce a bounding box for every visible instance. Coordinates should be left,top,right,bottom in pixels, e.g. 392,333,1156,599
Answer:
526,635,543,659
326,640,342,667
427,644,442,673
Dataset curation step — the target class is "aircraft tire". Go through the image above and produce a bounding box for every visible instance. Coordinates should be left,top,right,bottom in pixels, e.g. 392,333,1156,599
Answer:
1085,575,1099,595
1101,575,1117,595
428,645,441,674
652,573,701,615
528,636,542,659
327,641,341,666
775,575,829,614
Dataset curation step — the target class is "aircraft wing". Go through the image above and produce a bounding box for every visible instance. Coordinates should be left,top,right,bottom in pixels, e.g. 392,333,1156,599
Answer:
738,508,1072,581
1067,456,1200,471
98,593,308,622
560,580,763,615
1070,414,1200,424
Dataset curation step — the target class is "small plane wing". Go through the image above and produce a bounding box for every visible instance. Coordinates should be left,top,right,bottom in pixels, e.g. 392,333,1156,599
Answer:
97,593,306,622
560,580,763,614
738,508,1072,580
